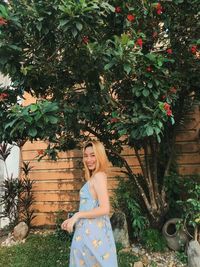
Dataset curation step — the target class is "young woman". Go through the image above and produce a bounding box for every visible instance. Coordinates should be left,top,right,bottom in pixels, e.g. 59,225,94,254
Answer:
61,140,118,267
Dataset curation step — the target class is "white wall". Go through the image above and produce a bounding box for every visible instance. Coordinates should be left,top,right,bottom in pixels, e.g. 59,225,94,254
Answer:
0,74,20,228
4,145,20,179
0,160,6,228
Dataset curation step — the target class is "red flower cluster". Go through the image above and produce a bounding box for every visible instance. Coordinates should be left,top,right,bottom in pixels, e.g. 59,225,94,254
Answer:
127,14,135,22
169,86,177,94
155,3,163,15
191,45,197,54
82,36,89,44
0,93,8,101
146,66,152,72
0,17,7,26
37,149,44,155
136,38,143,48
110,118,119,123
115,6,121,13
166,48,172,54
163,102,172,116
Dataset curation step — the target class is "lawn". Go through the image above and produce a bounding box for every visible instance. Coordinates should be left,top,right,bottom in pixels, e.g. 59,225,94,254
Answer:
0,233,138,267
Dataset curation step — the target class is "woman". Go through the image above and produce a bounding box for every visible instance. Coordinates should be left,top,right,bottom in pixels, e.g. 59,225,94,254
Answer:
61,140,118,267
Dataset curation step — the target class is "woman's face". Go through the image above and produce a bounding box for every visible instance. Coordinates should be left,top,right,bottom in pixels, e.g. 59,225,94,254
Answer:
83,146,97,171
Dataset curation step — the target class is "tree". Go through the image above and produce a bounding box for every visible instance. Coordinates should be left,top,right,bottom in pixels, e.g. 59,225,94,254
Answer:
0,0,199,227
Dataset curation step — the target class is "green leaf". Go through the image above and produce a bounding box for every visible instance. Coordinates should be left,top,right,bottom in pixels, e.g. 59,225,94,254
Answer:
48,116,58,124
146,53,156,62
30,104,38,112
5,119,18,130
124,64,132,75
174,0,184,3
146,126,154,136
0,4,8,18
147,82,153,89
158,121,163,128
121,34,129,45
142,89,149,97
135,90,141,97
58,19,69,27
157,135,161,143
71,28,78,38
75,22,83,31
28,128,37,137
24,116,33,123
170,117,175,125
118,129,127,136
104,62,115,70
7,45,22,52
36,22,42,32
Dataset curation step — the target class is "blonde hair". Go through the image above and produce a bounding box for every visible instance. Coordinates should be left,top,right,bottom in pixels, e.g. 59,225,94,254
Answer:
83,140,109,180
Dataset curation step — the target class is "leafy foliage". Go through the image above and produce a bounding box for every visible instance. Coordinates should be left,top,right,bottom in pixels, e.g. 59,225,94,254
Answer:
165,174,200,217
54,210,73,242
164,173,200,241
0,0,199,227
0,160,36,228
177,183,200,241
112,176,149,239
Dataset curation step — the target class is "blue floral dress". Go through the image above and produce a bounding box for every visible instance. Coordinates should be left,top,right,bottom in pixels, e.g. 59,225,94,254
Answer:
69,181,118,267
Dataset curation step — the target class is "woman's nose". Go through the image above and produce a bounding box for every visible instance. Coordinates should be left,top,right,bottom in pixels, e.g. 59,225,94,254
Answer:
86,157,91,162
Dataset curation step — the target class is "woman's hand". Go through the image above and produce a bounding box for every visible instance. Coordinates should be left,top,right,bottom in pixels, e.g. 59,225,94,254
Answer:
61,213,79,233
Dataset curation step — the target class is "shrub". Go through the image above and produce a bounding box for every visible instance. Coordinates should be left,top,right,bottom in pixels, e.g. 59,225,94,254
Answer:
165,173,200,241
112,176,149,240
0,158,36,228
54,210,73,242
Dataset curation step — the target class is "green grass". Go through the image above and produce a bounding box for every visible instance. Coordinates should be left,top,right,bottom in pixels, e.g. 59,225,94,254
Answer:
0,234,70,267
0,233,138,267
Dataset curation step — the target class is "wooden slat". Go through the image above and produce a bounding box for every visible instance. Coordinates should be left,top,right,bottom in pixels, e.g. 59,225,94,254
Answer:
33,192,79,202
178,118,199,131
176,142,200,153
121,147,144,156
22,150,82,160
32,213,55,227
23,141,48,150
28,170,83,181
176,130,198,142
178,165,200,175
177,153,200,164
28,160,76,170
32,179,118,192
32,202,79,213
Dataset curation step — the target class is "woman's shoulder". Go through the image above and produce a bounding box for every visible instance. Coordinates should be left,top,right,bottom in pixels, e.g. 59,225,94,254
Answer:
92,172,107,183
93,171,107,178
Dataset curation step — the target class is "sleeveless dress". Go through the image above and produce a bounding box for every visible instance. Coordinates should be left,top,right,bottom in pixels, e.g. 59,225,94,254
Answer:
69,181,118,267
